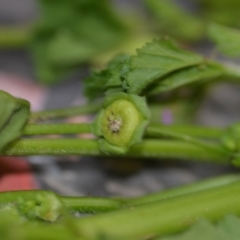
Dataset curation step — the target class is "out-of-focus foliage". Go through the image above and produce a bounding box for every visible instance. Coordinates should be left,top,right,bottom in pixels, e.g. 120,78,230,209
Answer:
160,215,240,240
144,0,204,42
28,0,240,85
208,24,240,57
30,0,127,84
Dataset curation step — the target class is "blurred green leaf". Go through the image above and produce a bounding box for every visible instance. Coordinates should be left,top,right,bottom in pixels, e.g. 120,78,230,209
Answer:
30,0,127,84
208,23,240,57
144,0,204,42
160,215,240,240
0,91,30,153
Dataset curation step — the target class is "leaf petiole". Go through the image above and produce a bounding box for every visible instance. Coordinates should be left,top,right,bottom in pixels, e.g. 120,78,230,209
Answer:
30,102,101,122
23,123,92,136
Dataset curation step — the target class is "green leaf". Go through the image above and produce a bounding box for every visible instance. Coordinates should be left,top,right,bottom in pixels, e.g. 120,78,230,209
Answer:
30,0,127,84
84,54,130,99
160,215,240,240
147,62,225,95
0,91,30,153
125,39,203,94
144,0,204,42
85,39,220,98
208,24,240,57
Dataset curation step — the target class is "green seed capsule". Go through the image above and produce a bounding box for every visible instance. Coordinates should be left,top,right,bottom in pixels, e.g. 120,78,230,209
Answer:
101,99,140,147
92,93,150,154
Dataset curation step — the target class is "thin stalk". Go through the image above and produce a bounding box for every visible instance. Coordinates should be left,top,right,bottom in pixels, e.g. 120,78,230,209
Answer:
145,124,227,155
4,138,230,163
23,123,92,135
128,140,229,163
128,174,240,206
23,122,224,137
30,103,101,122
61,196,125,213
4,139,101,156
0,27,30,48
146,123,223,139
74,181,240,239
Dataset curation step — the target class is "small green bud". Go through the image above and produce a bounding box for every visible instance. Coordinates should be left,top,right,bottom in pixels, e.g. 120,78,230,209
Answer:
92,92,150,154
18,191,64,222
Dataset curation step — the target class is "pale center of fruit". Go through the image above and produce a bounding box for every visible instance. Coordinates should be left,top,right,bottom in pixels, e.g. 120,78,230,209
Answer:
109,117,122,133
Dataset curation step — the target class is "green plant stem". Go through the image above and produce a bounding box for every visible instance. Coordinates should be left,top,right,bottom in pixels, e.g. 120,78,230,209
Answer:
0,190,125,214
128,174,240,206
146,124,227,153
146,123,223,139
30,103,101,122
23,123,92,135
1,178,240,239
4,138,230,163
1,175,237,214
74,181,240,239
61,196,125,213
0,27,30,48
3,182,240,239
4,139,100,156
23,122,224,138
129,140,229,162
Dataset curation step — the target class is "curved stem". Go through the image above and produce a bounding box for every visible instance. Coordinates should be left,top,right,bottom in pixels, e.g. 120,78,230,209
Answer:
23,123,92,135
75,181,240,239
4,138,230,163
30,103,101,122
2,180,240,239
128,174,240,206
